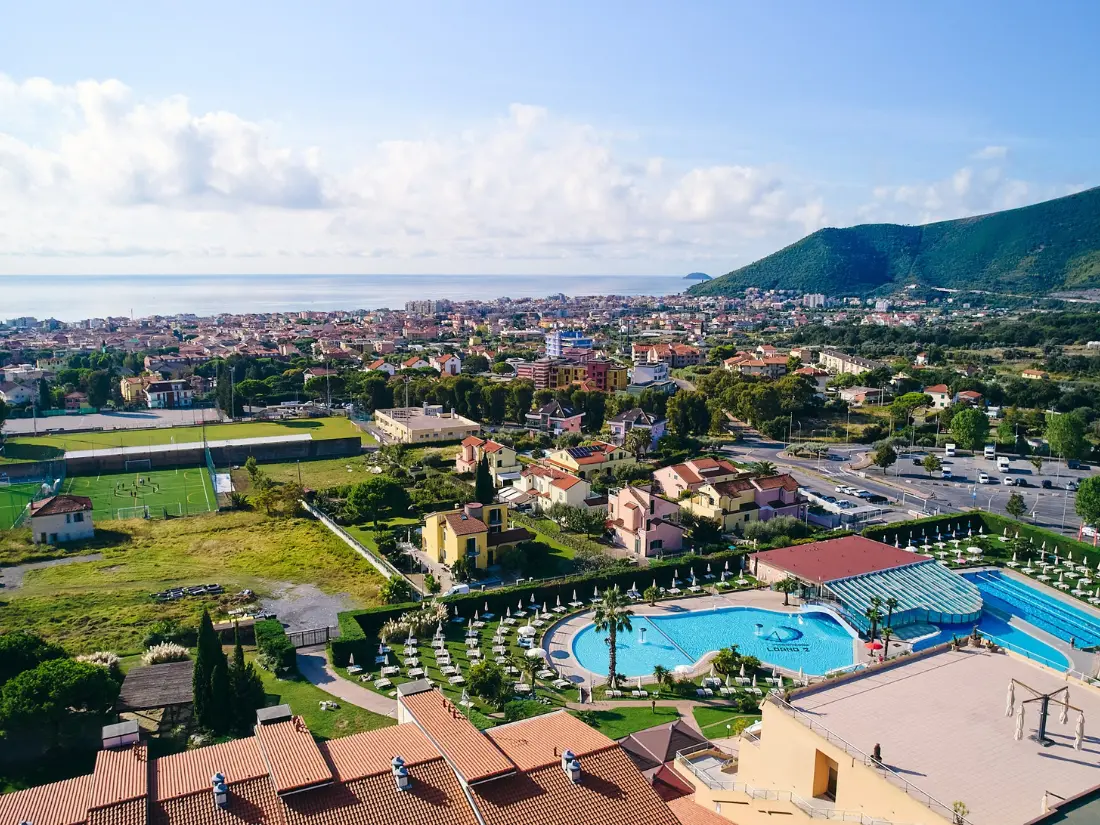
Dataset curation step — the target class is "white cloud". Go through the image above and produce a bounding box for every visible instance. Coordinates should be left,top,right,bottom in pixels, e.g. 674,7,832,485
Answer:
0,73,824,274
972,145,1008,161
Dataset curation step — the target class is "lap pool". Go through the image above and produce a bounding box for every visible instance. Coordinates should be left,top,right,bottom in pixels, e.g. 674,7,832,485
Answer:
570,606,857,677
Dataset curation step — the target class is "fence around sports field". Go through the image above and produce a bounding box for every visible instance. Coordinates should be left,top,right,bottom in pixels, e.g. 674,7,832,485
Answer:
0,459,67,529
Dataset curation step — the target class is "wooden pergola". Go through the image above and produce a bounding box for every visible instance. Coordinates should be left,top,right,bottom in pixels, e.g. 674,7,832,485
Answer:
116,660,195,725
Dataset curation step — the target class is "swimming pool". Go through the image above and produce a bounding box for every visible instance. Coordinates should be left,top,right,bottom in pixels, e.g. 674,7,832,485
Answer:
570,606,856,677
911,613,1070,671
964,570,1100,648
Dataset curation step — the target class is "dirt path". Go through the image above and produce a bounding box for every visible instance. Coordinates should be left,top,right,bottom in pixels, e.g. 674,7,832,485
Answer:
0,553,104,590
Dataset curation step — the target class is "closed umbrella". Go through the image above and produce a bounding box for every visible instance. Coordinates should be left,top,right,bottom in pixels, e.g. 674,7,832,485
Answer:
739,663,746,678
1061,692,1070,725
751,674,757,688
530,593,537,604
724,560,730,571
484,601,489,612
518,598,523,610
349,653,355,667
474,610,479,621
1005,681,1015,718
797,667,804,683
593,585,599,598
725,673,731,687
1076,713,1086,751
556,595,562,607
709,664,715,678
1015,705,1026,741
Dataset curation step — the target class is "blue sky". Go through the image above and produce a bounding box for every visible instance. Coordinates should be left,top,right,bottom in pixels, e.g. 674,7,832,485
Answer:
0,1,1096,276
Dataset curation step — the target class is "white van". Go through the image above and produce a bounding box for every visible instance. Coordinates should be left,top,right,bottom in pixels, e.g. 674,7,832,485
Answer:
998,456,1011,472
984,444,997,460
444,583,471,596
945,443,956,457
978,472,990,484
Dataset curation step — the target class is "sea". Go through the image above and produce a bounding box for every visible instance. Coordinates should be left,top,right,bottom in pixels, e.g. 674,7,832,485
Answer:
0,274,692,321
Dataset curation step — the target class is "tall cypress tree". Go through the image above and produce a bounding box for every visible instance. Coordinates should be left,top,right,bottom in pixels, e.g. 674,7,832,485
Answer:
193,608,231,733
228,623,266,734
474,454,494,505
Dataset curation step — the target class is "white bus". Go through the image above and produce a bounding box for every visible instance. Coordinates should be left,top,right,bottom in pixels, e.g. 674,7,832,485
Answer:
984,444,996,459
998,456,1011,472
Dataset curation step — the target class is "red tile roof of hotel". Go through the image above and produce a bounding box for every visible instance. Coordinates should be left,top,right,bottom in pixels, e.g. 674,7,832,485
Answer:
485,710,615,771
444,512,488,536
90,745,149,810
319,724,441,783
400,689,517,784
0,774,92,825
751,535,929,585
152,738,268,801
254,716,333,794
667,795,735,825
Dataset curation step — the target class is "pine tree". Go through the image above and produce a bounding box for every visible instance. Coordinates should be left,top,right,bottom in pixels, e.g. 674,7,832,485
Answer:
474,454,495,504
228,624,266,734
193,608,232,733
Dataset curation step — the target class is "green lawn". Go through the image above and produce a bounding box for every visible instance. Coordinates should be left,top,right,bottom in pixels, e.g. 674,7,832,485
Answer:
231,455,384,493
570,706,681,739
255,658,394,739
344,518,420,553
691,707,760,739
0,511,385,653
0,417,368,463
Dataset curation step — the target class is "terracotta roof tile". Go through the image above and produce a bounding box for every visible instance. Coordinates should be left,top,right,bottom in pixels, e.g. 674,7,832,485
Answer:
319,725,440,783
90,745,149,811
486,527,532,547
461,436,485,447
88,797,145,825
30,494,94,516
485,710,615,772
751,535,929,585
667,795,732,825
0,773,92,825
254,717,333,795
924,384,950,394
709,478,755,495
444,513,488,536
549,476,581,490
152,775,279,825
152,738,268,802
471,746,680,825
280,758,479,825
400,689,516,784
752,473,799,492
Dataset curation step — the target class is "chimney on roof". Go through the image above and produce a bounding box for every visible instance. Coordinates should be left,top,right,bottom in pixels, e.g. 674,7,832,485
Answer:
561,749,581,783
211,773,228,809
391,756,410,792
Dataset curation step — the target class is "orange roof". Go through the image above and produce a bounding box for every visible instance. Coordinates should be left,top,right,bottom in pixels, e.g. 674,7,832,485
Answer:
90,744,148,811
461,435,485,447
152,738,268,801
550,476,582,491
0,774,91,825
752,473,800,492
30,494,93,516
470,745,679,825
482,440,505,454
924,384,950,394
319,724,441,783
485,710,615,771
445,512,488,536
254,716,333,794
154,775,280,825
667,795,733,825
400,689,516,784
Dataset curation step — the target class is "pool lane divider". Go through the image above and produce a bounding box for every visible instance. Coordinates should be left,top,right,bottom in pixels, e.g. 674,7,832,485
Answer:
639,615,695,665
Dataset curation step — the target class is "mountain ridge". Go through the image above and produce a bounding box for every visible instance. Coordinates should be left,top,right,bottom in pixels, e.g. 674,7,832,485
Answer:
688,186,1100,298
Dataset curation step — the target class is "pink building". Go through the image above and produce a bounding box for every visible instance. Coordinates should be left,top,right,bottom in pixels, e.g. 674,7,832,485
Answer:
606,486,684,558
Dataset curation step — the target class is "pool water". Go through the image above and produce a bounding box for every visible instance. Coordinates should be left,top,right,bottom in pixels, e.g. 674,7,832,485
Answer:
571,606,856,677
911,613,1070,671
964,570,1100,648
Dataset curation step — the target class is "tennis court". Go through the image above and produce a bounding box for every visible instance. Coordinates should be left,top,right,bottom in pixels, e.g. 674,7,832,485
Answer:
61,468,217,521
0,482,53,530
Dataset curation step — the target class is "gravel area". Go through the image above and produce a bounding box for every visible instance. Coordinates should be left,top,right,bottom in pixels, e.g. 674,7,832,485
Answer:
0,553,104,590
260,582,359,631
4,408,223,434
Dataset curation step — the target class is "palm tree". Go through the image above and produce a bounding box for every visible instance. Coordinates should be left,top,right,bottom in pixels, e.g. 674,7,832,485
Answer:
864,605,884,643
593,586,634,690
624,428,652,461
747,460,778,477
652,664,669,696
775,576,801,606
881,627,894,659
884,596,899,630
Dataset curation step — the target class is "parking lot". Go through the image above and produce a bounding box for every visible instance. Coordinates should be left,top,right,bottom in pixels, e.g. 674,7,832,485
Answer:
2,407,223,434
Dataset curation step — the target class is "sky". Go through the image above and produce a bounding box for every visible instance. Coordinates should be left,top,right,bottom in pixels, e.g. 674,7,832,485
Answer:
0,0,1097,277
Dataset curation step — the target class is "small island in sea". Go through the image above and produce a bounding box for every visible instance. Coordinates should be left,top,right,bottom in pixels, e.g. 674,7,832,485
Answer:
683,272,712,281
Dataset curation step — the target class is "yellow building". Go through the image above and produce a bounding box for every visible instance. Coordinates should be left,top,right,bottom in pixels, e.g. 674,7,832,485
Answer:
554,362,588,388
542,441,636,481
685,478,760,531
604,363,629,391
373,404,480,444
119,376,146,404
422,501,533,569
456,436,523,486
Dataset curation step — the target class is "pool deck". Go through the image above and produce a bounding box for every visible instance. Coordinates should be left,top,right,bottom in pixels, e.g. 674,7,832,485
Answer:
543,588,865,687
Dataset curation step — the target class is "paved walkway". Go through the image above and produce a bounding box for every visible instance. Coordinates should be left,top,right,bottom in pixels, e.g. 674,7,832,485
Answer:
296,645,398,718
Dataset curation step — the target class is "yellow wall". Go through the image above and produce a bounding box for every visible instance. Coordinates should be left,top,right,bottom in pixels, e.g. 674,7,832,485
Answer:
686,486,760,532
605,366,628,391
422,504,517,570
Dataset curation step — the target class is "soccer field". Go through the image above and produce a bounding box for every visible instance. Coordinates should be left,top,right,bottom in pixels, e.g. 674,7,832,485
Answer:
61,468,217,521
0,482,50,530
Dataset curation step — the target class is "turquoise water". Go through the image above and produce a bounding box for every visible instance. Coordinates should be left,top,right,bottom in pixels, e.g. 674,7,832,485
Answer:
571,607,856,677
964,570,1100,648
912,613,1070,671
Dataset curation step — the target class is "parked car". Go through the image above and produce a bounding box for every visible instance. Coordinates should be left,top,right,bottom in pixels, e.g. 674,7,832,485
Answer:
822,495,837,504
1003,477,1017,486
855,489,872,499
1042,479,1053,489
866,494,889,504
1067,480,1080,492
912,458,923,466
1017,479,1032,487
978,473,990,484
940,469,953,480
838,500,855,509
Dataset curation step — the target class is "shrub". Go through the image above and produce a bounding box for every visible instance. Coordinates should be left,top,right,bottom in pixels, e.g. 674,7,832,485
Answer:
143,618,195,649
254,619,296,672
76,651,121,675
142,643,190,665
503,699,548,722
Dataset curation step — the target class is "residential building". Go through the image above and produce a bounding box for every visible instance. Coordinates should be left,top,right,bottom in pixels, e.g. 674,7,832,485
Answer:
553,362,588,388
836,386,885,406
627,362,676,395
1022,368,1048,380
0,684,684,825
723,352,789,378
672,645,1098,825
653,457,741,500
585,358,629,392
374,405,480,444
802,293,826,308
608,407,666,449
955,389,984,406
119,376,146,403
429,353,462,376
543,441,635,480
794,366,829,397
365,358,396,376
144,380,193,409
515,464,592,513
545,329,593,357
28,494,94,544
526,399,584,434
606,485,684,557
455,436,522,486
818,349,885,376
914,351,929,365
632,342,702,368
400,356,431,371
302,366,338,383
685,473,806,531
64,391,88,411
512,357,557,390
923,383,952,409
0,381,36,406
422,501,532,569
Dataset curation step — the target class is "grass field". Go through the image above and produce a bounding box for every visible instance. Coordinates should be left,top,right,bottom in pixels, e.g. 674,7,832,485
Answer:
0,481,50,530
0,417,369,463
570,706,681,739
0,510,385,653
691,707,761,739
60,468,216,521
231,455,382,493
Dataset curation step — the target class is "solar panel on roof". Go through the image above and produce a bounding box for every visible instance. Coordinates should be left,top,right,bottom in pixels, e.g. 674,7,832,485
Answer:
567,446,594,458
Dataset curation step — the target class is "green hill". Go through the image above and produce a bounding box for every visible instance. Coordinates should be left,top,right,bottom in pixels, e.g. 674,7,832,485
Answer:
689,186,1100,298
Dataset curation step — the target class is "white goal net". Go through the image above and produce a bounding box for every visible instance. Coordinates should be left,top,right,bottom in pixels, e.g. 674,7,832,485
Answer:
125,459,153,472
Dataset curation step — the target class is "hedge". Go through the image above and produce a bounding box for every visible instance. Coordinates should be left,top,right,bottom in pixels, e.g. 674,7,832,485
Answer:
255,619,297,672
331,547,756,667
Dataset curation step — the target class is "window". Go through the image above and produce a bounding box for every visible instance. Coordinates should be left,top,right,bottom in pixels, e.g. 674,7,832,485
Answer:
73,512,84,523
465,537,478,555
813,751,839,801
649,539,663,551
